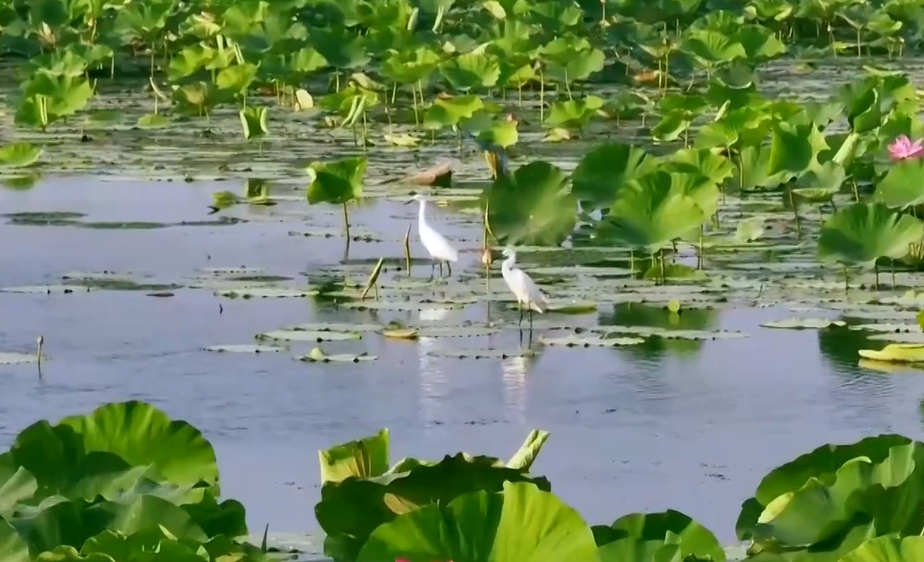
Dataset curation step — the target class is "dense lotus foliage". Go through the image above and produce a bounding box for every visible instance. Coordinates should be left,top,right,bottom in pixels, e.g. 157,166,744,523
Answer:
4,401,924,561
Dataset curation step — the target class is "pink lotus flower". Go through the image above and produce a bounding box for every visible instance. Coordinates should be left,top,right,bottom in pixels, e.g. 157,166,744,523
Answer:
888,135,924,161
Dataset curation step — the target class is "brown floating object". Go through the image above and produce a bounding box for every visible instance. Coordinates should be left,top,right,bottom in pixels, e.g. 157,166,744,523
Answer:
404,162,453,187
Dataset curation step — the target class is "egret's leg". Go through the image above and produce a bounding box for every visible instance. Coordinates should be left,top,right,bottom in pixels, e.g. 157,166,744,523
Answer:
446,261,452,277
528,307,534,328
429,262,436,280
439,261,444,278
517,302,523,326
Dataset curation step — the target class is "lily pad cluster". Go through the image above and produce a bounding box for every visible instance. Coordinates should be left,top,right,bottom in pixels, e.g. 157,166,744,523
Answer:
0,401,268,561
311,420,924,561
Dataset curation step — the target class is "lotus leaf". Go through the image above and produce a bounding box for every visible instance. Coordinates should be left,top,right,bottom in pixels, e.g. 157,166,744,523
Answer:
540,35,605,84
0,518,28,562
256,329,360,342
840,535,924,562
424,95,484,129
571,142,657,211
874,159,924,210
0,143,42,168
439,53,500,91
761,318,846,330
858,344,924,363
239,106,268,141
320,429,389,485
594,509,725,562
356,482,598,562
737,434,924,549
0,352,38,365
482,161,576,247
818,203,924,268
306,157,367,205
316,452,551,561
298,348,376,362
203,344,284,353
597,171,706,253
505,430,549,473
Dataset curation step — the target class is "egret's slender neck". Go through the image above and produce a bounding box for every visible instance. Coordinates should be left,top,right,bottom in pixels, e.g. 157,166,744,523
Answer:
417,199,427,223
502,253,516,271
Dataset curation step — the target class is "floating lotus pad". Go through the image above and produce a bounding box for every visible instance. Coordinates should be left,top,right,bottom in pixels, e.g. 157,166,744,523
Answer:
0,352,38,365
204,344,286,353
257,329,361,342
215,287,320,298
760,318,847,329
425,348,539,359
298,348,377,362
539,335,645,347
503,300,598,314
0,285,95,294
849,323,919,333
285,322,384,333
858,343,924,363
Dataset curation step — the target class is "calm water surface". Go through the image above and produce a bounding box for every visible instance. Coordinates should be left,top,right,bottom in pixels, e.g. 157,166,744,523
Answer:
2,177,924,543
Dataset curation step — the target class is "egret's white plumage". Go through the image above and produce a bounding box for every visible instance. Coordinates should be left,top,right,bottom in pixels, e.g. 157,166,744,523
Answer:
412,194,458,278
501,248,547,327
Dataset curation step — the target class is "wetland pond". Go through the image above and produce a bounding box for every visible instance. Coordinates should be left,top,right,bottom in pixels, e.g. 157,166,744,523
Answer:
4,171,924,551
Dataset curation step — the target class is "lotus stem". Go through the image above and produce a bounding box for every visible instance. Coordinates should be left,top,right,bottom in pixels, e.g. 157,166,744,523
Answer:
539,66,545,122
342,203,351,257
361,258,384,301
892,260,896,289
843,265,849,292
403,223,412,277
874,262,880,291
36,335,44,376
659,250,666,285
698,225,704,270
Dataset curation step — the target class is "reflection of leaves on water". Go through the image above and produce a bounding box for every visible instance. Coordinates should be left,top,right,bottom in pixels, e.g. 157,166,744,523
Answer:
818,323,874,375
598,302,718,361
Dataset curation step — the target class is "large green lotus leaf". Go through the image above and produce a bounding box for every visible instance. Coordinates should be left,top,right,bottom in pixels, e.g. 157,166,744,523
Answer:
542,96,603,129
681,30,747,65
483,160,576,247
741,522,876,562
836,80,883,134
423,95,484,129
768,123,814,177
571,142,658,211
593,509,725,562
736,435,924,549
22,73,93,119
735,25,787,59
597,171,705,253
0,518,29,562
665,148,734,187
306,157,367,205
839,536,924,562
82,528,223,562
6,402,219,496
818,203,924,268
356,481,598,562
0,455,38,517
439,53,501,91
381,47,440,84
319,429,389,484
504,430,549,472
874,159,924,210
540,35,605,83
10,494,208,556
315,453,551,561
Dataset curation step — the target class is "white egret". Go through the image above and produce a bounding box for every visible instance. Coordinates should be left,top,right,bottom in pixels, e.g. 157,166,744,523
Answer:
500,248,548,328
406,194,459,279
